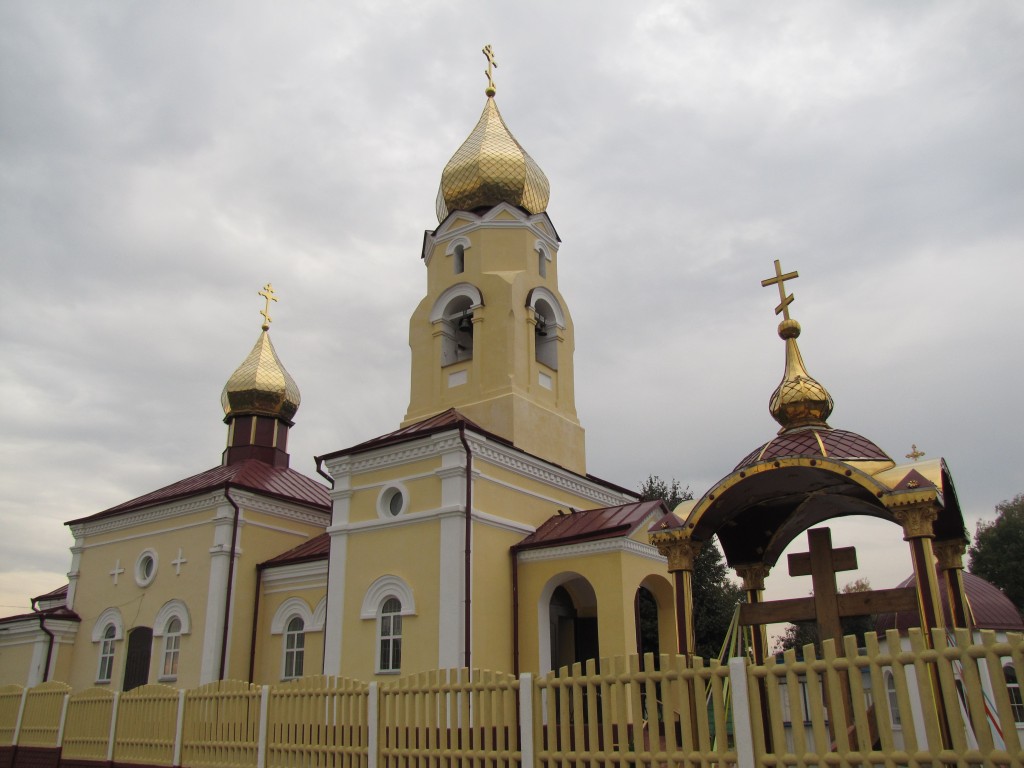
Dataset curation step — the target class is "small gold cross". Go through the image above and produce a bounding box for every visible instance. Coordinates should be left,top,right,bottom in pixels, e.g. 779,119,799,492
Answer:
906,444,926,462
482,45,498,96
258,283,278,330
760,259,799,320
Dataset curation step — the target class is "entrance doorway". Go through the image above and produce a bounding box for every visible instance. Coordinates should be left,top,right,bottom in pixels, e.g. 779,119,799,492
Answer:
547,580,599,672
123,626,152,691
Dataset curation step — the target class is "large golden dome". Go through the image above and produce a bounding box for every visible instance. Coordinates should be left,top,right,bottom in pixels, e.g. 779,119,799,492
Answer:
435,95,550,222
221,330,300,422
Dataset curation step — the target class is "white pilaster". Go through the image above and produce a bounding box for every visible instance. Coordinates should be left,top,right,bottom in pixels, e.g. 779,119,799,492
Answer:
200,503,238,683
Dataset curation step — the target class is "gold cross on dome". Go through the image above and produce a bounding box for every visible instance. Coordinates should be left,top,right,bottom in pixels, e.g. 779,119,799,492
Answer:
906,444,926,461
258,283,278,330
761,259,799,320
482,44,498,95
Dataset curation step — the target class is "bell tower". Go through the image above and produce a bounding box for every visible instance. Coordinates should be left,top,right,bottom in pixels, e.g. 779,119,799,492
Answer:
402,47,586,474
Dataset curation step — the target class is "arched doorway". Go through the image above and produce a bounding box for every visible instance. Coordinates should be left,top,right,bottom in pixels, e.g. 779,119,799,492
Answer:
541,575,598,673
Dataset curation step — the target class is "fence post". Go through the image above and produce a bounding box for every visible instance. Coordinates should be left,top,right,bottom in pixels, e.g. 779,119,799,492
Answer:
10,689,28,746
56,693,70,748
367,682,379,768
106,692,120,763
729,657,756,768
519,673,533,768
172,688,186,767
256,685,269,768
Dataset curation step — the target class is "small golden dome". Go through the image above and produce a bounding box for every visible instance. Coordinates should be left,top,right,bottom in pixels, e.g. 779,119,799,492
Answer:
221,330,300,422
435,96,550,222
769,319,834,432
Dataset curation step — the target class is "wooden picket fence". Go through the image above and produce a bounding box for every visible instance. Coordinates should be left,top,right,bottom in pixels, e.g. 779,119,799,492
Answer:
1,629,1022,768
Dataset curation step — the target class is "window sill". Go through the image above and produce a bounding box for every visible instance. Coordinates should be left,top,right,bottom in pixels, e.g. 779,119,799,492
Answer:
376,669,400,676
94,680,111,686
158,675,177,683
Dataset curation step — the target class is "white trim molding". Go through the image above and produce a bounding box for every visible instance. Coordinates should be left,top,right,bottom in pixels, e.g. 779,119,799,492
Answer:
153,599,192,636
270,597,325,634
429,283,484,323
92,607,124,642
360,575,416,619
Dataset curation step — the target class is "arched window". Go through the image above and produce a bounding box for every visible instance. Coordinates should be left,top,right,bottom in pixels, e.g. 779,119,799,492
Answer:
441,296,474,366
538,247,547,278
283,617,305,679
97,624,116,683
378,598,403,673
161,617,181,679
1006,664,1024,723
884,670,901,726
453,244,465,274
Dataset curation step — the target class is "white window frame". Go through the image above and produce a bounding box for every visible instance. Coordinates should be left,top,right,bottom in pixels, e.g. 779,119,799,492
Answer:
96,624,117,683
135,548,158,588
377,597,403,674
283,616,305,680
160,617,182,681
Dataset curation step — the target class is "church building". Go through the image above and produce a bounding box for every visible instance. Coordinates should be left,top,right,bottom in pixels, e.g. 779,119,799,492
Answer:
0,55,678,690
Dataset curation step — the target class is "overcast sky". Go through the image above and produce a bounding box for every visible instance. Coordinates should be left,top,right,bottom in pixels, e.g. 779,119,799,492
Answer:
2,2,1022,623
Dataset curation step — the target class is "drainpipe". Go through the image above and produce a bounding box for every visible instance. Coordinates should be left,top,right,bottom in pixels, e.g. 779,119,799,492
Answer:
511,548,520,676
457,423,473,669
37,614,54,683
247,566,264,683
315,454,334,675
219,487,242,680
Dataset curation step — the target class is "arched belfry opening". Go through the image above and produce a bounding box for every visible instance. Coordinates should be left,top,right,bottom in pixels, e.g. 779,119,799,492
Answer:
440,295,474,366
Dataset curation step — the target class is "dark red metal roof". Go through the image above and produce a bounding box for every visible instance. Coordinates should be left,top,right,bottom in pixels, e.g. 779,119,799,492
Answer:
515,500,669,551
735,427,891,470
0,605,80,626
32,584,68,603
260,532,330,568
319,408,507,460
876,571,1024,633
67,459,330,525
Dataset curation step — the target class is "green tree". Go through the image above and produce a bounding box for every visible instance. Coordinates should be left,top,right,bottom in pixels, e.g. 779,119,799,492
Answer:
638,475,744,659
774,577,874,654
968,493,1024,611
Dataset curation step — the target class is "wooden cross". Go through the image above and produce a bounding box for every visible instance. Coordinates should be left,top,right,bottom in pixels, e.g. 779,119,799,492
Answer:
482,44,498,96
258,283,277,330
739,527,917,644
760,259,799,321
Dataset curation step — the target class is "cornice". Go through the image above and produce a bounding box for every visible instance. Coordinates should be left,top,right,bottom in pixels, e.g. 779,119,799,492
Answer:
228,490,331,527
325,435,462,477
468,437,629,507
424,204,560,265
262,559,328,589
69,491,225,538
517,537,665,564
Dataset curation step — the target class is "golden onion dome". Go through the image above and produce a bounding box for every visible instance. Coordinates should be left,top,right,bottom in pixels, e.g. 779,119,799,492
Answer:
769,316,834,432
221,329,301,422
435,95,550,222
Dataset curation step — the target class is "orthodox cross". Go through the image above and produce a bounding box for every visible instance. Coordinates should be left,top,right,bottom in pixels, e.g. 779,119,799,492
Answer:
739,527,917,644
171,547,188,576
482,44,497,96
906,444,926,461
109,559,125,585
760,259,799,320
259,283,277,330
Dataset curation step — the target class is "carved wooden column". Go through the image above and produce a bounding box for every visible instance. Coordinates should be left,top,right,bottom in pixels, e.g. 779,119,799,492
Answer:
934,538,972,630
650,531,701,656
892,502,945,635
735,563,771,665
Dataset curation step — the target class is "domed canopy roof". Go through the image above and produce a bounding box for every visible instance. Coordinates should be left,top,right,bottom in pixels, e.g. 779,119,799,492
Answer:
221,329,300,422
735,427,892,471
435,51,549,222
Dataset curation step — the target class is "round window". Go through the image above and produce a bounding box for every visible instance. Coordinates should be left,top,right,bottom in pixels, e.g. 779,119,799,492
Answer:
135,549,158,587
379,485,407,518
